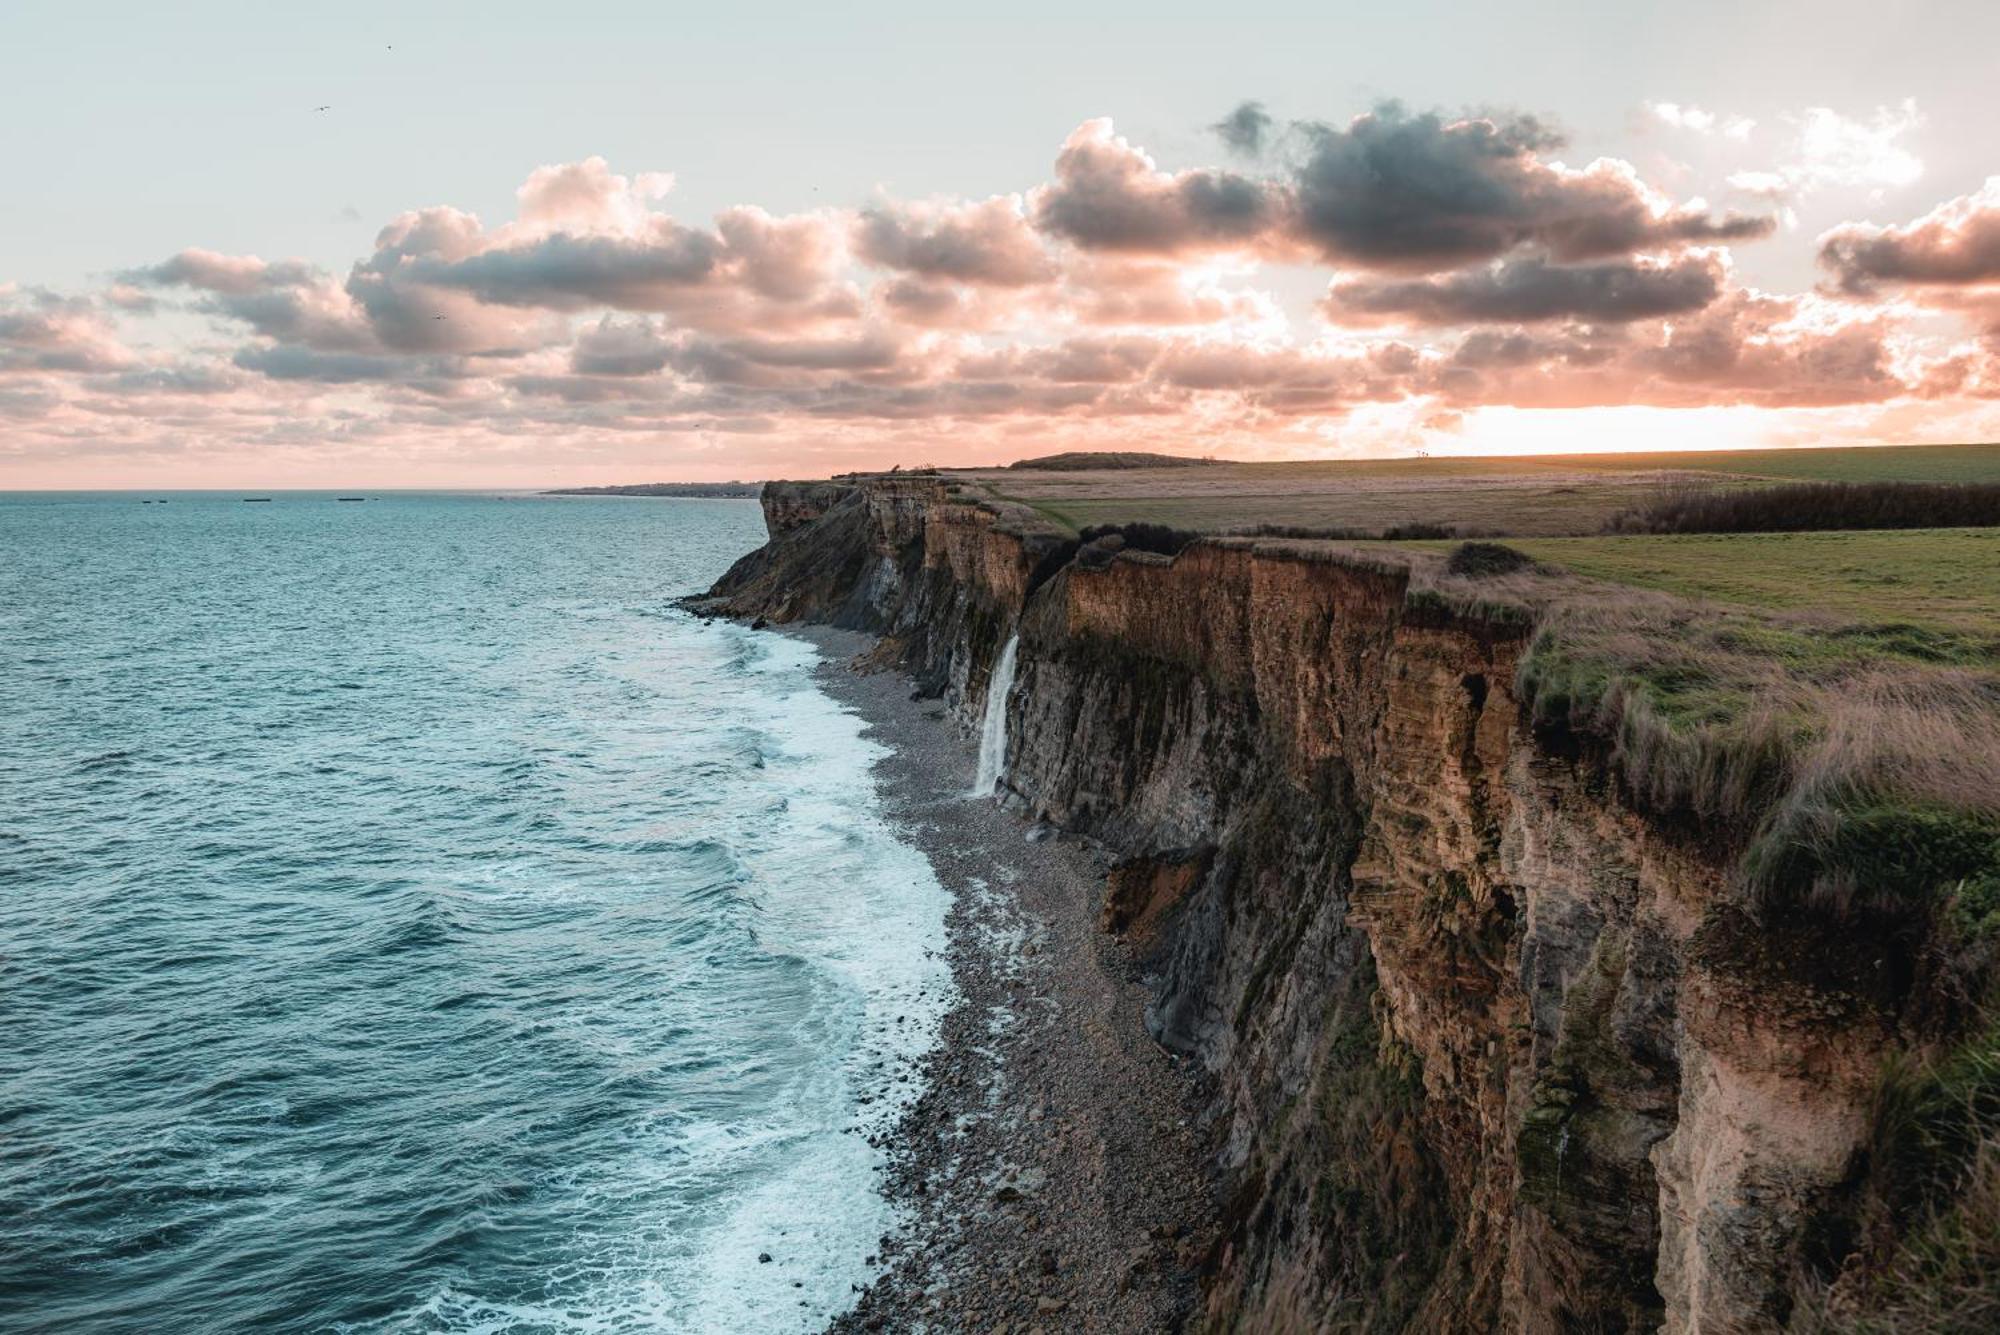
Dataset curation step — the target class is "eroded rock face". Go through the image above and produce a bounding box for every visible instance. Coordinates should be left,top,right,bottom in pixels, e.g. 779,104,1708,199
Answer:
700,480,1902,1333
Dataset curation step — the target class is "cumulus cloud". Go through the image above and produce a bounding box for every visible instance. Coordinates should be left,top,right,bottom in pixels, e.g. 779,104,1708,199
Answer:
1211,101,1274,156
12,104,1986,477
365,201,853,340
126,247,385,351
1794,101,1925,191
1033,119,1286,256
570,317,675,376
1729,100,1925,204
1819,177,2000,293
405,228,722,309
1325,253,1725,326
1647,102,1756,140
855,196,1053,286
124,249,320,296
1291,104,1773,271
94,364,241,395
230,344,480,386
1428,292,1906,410
0,288,138,375
513,157,677,236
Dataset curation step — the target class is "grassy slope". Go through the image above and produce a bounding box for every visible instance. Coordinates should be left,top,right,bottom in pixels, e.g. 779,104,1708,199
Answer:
1400,529,2000,638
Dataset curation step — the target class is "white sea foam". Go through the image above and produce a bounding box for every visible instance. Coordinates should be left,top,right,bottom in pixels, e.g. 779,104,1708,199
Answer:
362,620,954,1335
668,625,954,1328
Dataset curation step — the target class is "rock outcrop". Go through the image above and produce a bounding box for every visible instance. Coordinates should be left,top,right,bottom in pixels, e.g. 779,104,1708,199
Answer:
696,477,1933,1333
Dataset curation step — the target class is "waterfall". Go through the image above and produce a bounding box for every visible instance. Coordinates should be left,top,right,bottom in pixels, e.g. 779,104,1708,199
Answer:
971,633,1020,797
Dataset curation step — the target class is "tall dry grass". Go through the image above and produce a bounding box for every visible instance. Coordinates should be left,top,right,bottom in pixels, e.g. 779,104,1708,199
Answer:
1512,582,2000,936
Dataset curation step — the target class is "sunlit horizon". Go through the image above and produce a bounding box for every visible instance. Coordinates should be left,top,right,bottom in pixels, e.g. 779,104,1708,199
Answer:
6,2,2000,487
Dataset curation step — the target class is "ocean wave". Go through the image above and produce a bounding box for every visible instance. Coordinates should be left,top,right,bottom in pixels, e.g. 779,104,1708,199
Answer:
0,494,953,1333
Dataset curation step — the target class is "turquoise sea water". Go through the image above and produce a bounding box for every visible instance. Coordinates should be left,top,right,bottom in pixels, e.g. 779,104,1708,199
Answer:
0,493,952,1333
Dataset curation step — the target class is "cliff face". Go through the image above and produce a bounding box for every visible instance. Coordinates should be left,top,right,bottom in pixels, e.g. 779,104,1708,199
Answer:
701,479,1908,1333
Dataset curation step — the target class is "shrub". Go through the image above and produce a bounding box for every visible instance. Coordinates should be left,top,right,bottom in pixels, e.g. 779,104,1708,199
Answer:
1445,541,1536,577
1076,521,1201,556
1606,481,2000,535
1809,1022,2000,1332
1229,523,1372,541
1744,802,2000,927
1025,538,1080,594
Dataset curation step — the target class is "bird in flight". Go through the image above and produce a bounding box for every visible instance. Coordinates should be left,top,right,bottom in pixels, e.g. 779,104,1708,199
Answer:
432,314,448,321
314,105,331,112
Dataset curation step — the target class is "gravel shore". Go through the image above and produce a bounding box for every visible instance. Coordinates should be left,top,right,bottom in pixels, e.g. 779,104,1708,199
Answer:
790,626,1219,1334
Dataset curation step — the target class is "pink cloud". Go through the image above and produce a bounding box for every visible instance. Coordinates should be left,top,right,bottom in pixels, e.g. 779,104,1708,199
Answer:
856,195,1054,286
9,107,1997,484
1033,118,1289,257
1819,177,2000,294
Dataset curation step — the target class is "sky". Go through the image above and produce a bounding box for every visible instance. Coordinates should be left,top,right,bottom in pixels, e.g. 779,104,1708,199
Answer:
4,1,2000,487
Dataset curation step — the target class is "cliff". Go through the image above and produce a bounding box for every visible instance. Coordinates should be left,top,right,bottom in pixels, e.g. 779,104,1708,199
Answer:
695,477,1995,1333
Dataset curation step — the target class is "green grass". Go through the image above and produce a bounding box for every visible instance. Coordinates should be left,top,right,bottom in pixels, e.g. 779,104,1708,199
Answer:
1418,530,2000,638
1812,1020,2000,1332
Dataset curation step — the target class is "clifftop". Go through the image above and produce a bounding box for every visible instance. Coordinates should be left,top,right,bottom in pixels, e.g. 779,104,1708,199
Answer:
693,475,1999,1332
542,481,763,498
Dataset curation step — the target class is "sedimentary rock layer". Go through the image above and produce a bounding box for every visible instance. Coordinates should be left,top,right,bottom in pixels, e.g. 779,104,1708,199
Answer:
699,478,1911,1333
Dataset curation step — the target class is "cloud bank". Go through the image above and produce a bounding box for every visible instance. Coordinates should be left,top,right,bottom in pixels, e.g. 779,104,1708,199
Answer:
5,101,1995,483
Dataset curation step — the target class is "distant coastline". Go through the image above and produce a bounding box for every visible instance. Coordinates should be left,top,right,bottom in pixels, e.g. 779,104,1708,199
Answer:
543,481,764,498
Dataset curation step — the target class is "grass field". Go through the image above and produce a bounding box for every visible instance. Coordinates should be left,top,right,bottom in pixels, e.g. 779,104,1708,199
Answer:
1002,485,1648,536
962,441,2000,537
1524,442,2000,484
1392,528,2000,640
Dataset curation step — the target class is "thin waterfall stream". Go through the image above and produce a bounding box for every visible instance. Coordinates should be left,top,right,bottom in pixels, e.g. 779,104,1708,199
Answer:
972,632,1019,797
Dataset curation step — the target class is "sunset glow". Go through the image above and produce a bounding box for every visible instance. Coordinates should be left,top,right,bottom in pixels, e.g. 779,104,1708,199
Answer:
5,4,1999,486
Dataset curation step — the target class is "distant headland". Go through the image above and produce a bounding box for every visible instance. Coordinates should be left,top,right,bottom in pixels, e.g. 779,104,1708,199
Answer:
543,481,764,498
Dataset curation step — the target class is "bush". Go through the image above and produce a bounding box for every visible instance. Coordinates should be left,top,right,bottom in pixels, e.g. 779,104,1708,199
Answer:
1229,523,1371,540
1445,541,1535,577
1744,800,2000,928
1811,1022,2000,1332
1076,521,1201,556
1606,481,2000,535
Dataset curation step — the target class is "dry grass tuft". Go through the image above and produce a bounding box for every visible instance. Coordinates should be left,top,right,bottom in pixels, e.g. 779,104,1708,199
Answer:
1517,584,2000,939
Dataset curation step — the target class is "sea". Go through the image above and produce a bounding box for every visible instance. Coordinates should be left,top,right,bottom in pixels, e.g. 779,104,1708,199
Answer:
0,491,954,1333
